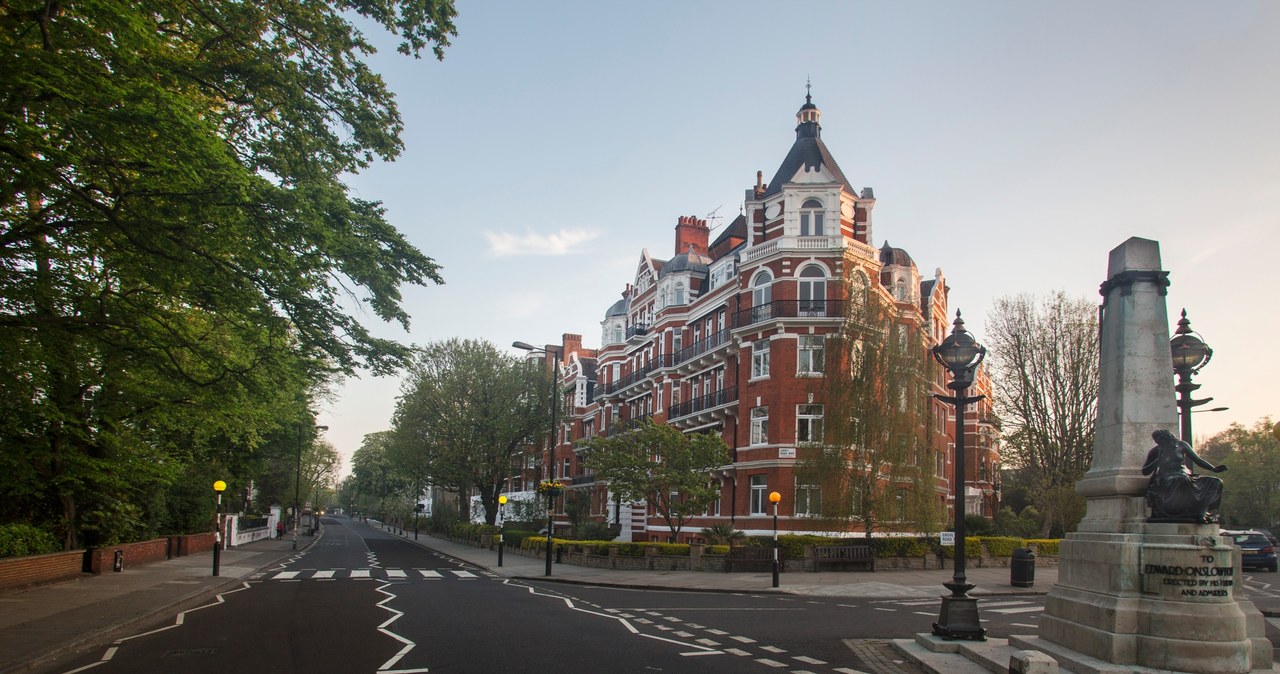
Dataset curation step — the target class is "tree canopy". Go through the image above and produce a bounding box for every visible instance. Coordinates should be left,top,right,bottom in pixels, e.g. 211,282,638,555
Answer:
390,339,548,525
1201,418,1280,530
796,281,940,537
0,0,456,548
583,419,730,541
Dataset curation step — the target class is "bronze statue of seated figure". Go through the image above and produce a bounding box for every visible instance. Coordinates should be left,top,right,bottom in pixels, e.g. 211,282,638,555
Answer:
1143,429,1228,523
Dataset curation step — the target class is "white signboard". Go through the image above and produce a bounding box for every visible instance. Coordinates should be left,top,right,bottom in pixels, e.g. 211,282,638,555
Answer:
778,447,796,458
940,531,956,546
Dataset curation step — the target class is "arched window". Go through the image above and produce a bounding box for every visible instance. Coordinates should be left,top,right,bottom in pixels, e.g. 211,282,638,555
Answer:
800,198,824,236
894,279,908,302
798,265,827,316
752,271,773,322
674,281,686,305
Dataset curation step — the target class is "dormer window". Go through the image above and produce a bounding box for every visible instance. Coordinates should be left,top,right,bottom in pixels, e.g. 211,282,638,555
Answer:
800,198,824,236
674,281,686,305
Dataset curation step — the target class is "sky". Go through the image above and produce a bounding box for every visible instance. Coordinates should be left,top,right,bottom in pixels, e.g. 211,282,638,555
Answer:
320,1,1280,474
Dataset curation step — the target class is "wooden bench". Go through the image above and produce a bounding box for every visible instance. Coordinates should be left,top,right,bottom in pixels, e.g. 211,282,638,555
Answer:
725,546,780,572
812,544,875,572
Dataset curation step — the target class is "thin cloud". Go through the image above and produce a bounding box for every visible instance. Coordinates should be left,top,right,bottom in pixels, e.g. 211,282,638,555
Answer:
485,228,600,257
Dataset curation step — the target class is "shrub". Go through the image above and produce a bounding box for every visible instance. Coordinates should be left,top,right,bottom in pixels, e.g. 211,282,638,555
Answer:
707,544,729,555
1026,539,1060,556
940,537,982,558
982,536,1026,558
700,524,746,545
0,523,61,557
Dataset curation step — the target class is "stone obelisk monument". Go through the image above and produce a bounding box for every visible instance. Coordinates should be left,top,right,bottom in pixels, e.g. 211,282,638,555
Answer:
1011,237,1268,672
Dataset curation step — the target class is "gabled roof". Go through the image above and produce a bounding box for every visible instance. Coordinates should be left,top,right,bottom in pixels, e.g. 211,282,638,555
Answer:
710,212,747,252
761,95,856,199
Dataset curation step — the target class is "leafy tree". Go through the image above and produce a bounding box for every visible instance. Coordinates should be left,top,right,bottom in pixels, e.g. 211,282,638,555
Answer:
391,339,548,525
797,281,934,538
348,431,412,519
583,419,730,541
1201,418,1280,529
984,291,1099,489
0,1,456,548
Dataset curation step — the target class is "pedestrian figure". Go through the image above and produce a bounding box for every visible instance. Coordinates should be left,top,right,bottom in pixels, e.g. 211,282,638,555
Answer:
276,521,285,540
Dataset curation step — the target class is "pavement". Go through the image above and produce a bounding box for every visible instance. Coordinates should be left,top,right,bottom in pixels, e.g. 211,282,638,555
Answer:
0,518,1054,674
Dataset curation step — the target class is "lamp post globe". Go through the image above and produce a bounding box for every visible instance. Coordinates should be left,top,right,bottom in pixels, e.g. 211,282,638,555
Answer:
930,311,987,641
212,480,227,576
1169,309,1213,444
769,491,782,588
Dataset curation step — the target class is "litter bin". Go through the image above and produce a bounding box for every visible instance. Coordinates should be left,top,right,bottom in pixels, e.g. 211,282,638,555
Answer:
113,549,124,573
1011,547,1035,587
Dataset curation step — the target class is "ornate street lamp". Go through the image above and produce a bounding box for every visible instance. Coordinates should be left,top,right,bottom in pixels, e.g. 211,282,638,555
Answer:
931,311,987,641
769,491,782,588
212,480,227,576
1170,309,1213,444
513,340,562,577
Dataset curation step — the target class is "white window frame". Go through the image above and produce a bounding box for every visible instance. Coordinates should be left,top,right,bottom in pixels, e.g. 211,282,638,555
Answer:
750,475,768,515
800,198,825,236
750,406,769,445
795,482,821,517
751,339,770,379
796,404,824,444
797,335,825,375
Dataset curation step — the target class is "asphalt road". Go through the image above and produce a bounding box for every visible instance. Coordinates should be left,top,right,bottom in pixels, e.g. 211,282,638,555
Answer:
51,518,1280,674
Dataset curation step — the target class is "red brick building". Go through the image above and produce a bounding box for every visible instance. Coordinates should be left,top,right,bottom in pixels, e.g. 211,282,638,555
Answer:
522,94,999,542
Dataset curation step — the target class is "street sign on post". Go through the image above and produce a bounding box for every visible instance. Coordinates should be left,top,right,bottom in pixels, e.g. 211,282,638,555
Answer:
940,531,956,547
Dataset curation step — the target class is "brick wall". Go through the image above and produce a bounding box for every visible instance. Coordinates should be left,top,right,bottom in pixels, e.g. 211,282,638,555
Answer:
0,550,85,590
87,538,169,574
169,532,216,557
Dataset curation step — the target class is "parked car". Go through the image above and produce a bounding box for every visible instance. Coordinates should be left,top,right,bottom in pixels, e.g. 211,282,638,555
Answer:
1227,530,1278,572
1253,528,1278,545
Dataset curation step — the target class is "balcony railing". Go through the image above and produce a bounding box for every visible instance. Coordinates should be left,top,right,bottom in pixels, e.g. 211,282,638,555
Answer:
666,386,739,421
732,299,845,329
625,323,650,340
673,328,731,366
606,414,653,437
594,355,673,397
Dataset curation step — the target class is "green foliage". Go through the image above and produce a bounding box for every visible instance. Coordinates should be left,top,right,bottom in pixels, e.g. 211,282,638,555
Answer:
983,537,1027,558
700,523,746,545
1201,418,1280,529
707,544,730,555
940,537,983,558
571,521,619,542
1026,539,1060,555
797,284,935,538
964,513,996,537
583,419,730,539
0,0,457,549
391,339,550,526
992,505,1044,539
501,529,537,548
0,523,62,557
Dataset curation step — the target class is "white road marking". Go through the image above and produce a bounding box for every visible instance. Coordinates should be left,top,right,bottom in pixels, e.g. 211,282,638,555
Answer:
417,570,441,579
725,648,752,656
273,571,300,580
755,658,787,667
351,569,370,578
312,570,335,579
794,655,826,664
991,606,1043,614
731,635,756,643
450,570,477,579
386,569,407,579
761,645,786,653
696,638,721,646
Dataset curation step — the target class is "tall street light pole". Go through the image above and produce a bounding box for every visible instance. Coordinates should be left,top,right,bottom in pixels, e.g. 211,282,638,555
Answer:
931,311,987,641
294,423,329,550
1169,309,1214,445
513,340,562,577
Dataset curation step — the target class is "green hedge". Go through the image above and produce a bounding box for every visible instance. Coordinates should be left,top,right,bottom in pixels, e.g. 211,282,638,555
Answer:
0,523,61,558
983,536,1026,558
1026,539,1060,556
940,537,983,558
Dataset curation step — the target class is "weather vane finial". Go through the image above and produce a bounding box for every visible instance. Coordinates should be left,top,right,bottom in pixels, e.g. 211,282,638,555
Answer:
805,76,812,103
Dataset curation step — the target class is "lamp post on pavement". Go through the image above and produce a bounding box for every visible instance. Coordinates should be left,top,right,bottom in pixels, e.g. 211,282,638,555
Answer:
769,491,782,588
212,480,227,576
931,311,987,641
498,495,508,567
513,339,562,578
1170,309,1214,444
293,424,329,550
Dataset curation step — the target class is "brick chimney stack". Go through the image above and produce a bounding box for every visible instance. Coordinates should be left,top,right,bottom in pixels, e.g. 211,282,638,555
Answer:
674,215,710,257
562,333,582,357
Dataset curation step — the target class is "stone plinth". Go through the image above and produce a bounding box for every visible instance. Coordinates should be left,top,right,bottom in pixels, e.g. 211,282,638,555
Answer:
1034,238,1266,673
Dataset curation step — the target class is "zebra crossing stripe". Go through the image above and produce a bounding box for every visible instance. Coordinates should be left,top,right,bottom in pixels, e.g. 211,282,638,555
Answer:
274,571,299,580
418,570,442,579
312,570,335,579
386,569,407,579
451,570,477,578
351,569,370,578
